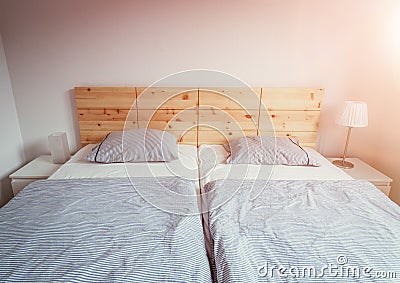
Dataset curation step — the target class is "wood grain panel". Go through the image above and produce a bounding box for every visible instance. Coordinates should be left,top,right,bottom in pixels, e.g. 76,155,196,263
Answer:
199,108,259,132
199,87,261,110
75,87,136,109
75,86,323,148
198,127,258,145
79,120,138,131
261,88,323,110
258,110,320,132
75,87,137,145
136,87,198,109
77,109,132,121
80,129,198,146
80,130,113,145
258,131,318,147
170,129,198,145
138,109,197,131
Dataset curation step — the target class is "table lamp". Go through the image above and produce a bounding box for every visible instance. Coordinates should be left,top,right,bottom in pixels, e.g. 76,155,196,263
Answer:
48,132,70,164
332,101,368,169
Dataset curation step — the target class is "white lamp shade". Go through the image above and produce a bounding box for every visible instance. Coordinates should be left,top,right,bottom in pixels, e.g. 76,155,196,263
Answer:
337,101,368,127
48,132,70,164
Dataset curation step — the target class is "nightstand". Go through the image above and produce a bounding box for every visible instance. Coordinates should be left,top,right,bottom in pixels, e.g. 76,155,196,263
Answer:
9,155,63,196
328,157,392,195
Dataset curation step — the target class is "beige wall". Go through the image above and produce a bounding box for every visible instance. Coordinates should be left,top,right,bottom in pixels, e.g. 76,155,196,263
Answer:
0,33,25,206
0,0,399,204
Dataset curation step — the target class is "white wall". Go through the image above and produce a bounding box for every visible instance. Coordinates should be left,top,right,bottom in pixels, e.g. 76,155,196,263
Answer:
0,0,399,203
0,33,25,206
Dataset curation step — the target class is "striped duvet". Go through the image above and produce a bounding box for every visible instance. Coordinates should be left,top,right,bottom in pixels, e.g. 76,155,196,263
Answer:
203,179,400,282
0,178,212,282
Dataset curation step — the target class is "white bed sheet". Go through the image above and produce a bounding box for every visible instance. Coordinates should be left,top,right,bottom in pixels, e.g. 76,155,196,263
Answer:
50,144,199,181
198,144,353,186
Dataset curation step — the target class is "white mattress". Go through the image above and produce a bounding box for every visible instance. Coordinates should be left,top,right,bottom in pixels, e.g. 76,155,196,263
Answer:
49,144,199,181
198,144,353,186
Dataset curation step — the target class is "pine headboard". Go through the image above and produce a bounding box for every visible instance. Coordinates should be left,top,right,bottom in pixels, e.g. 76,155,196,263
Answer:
75,87,323,147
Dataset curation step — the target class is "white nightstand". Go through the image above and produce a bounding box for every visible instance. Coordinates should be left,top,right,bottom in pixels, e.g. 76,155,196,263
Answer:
328,157,392,195
9,155,63,196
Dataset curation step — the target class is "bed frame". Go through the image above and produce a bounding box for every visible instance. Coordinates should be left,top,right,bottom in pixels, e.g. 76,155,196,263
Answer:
75,87,323,147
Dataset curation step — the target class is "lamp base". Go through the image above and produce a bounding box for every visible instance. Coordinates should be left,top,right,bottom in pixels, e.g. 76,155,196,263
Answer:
332,159,354,169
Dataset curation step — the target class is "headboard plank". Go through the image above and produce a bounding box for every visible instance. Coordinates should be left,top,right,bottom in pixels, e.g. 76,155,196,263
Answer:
199,108,259,132
257,88,323,148
80,130,114,145
197,88,261,146
75,87,323,148
79,121,137,132
75,87,136,109
136,87,198,109
138,109,197,131
134,87,198,144
75,87,137,145
198,128,258,145
77,109,131,121
261,88,323,111
258,131,318,148
199,87,261,110
170,129,197,145
258,110,320,132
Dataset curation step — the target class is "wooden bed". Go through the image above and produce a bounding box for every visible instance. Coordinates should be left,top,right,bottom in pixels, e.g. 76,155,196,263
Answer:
75,87,323,147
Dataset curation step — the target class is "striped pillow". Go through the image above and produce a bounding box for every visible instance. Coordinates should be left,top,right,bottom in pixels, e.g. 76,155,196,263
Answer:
224,136,320,166
86,128,178,163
